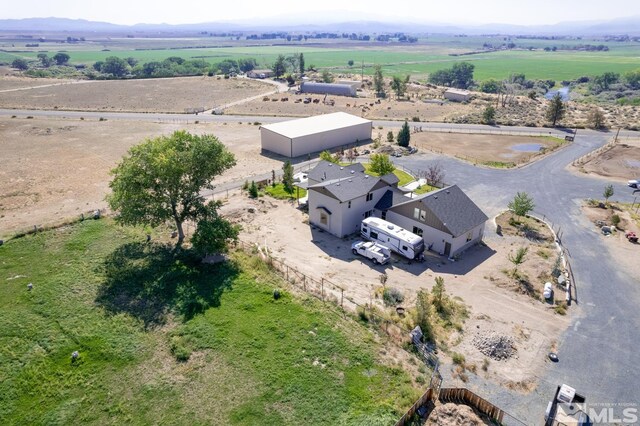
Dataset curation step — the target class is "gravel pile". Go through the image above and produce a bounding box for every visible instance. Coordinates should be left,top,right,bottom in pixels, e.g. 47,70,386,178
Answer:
472,333,516,360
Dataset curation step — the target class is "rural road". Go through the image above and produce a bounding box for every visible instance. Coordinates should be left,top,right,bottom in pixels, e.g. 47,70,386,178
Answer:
2,106,639,422
397,129,640,422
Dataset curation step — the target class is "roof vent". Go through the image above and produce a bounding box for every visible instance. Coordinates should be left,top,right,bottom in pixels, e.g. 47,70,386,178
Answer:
350,170,355,174
328,163,333,167
336,183,340,186
446,190,450,194
365,175,369,179
340,167,344,170
434,196,438,199
348,179,352,182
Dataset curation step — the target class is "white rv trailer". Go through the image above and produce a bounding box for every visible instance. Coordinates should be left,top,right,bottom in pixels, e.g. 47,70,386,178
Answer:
361,217,425,260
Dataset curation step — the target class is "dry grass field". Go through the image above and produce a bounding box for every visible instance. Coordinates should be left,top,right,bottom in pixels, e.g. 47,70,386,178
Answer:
0,117,278,238
0,76,274,113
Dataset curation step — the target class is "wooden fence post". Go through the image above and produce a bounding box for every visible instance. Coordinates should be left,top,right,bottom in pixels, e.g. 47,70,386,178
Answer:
341,288,344,309
286,265,289,282
321,278,324,301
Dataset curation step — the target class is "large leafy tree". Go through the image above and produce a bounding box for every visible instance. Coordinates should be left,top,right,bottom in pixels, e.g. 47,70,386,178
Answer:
102,56,129,77
191,201,240,256
12,58,28,70
272,54,286,78
396,121,411,147
390,75,409,98
53,52,70,65
545,93,566,127
107,131,236,246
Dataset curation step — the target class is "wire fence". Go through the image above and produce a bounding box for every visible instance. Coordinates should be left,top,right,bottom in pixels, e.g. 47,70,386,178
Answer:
529,211,577,305
233,239,415,346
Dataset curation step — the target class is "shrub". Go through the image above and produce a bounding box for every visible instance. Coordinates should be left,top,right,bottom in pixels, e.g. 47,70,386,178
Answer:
169,335,192,362
248,181,259,198
412,116,420,122
383,287,404,306
611,214,621,228
452,352,466,365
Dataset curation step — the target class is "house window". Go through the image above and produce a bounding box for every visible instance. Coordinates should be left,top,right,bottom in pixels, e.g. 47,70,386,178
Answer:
420,210,426,221
348,201,351,209
366,192,373,202
413,208,420,219
402,245,408,251
381,211,387,220
412,226,423,237
370,231,378,239
364,210,373,218
320,212,328,225
466,232,472,242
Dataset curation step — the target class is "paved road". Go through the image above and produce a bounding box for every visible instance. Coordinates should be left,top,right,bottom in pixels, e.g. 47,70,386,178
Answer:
396,130,640,422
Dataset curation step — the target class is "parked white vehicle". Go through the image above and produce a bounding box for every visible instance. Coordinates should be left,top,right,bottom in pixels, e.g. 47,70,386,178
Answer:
351,241,390,265
361,217,425,260
628,179,640,189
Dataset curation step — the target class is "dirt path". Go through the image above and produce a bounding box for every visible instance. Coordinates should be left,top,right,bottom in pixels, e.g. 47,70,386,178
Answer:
203,77,289,114
0,79,94,93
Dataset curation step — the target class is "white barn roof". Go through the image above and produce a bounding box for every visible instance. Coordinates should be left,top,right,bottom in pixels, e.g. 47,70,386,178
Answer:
260,112,371,139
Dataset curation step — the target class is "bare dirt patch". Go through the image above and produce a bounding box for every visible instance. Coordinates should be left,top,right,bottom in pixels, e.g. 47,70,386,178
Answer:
424,402,493,426
218,195,571,388
0,117,279,238
410,133,565,166
574,139,640,182
582,203,640,277
226,83,472,122
0,76,274,113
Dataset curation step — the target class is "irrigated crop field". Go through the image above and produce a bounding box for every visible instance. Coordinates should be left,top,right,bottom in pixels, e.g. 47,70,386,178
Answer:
2,34,639,82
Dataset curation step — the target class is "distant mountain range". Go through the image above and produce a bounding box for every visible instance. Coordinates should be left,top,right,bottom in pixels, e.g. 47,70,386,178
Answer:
1,15,639,35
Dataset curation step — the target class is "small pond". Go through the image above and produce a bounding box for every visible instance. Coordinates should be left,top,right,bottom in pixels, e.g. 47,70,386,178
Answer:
511,143,543,152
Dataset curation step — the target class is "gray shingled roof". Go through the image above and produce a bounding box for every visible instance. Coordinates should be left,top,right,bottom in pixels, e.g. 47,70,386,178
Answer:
308,174,386,202
391,185,488,237
307,161,365,183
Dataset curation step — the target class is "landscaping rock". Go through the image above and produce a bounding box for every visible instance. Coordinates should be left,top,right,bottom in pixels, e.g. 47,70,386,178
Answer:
472,332,516,361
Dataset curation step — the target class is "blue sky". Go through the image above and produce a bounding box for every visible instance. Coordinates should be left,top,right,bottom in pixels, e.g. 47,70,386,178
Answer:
2,0,639,25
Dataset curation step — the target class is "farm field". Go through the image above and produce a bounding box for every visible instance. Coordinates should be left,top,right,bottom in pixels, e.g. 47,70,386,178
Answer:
0,75,274,112
0,219,421,424
2,35,639,82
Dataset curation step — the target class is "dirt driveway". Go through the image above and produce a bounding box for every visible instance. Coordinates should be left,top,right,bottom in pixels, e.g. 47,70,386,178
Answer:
220,195,570,388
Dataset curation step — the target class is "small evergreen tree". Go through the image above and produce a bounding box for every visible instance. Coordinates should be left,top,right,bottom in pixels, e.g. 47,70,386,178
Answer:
545,93,566,127
397,121,410,147
248,181,259,198
386,131,395,143
282,161,295,195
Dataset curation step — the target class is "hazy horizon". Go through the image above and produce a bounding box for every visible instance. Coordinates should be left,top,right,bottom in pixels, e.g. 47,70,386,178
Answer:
2,0,639,27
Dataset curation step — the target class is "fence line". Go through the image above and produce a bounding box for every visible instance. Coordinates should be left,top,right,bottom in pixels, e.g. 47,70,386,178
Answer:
233,239,414,345
572,134,618,167
529,211,577,305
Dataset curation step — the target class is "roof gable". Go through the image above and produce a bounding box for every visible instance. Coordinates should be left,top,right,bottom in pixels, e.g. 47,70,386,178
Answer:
389,185,488,236
308,174,384,202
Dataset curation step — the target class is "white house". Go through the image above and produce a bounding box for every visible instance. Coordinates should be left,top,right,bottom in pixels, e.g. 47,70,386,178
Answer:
306,161,488,256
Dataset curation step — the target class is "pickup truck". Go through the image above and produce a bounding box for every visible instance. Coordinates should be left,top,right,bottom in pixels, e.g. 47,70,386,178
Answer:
351,241,390,265
628,179,640,189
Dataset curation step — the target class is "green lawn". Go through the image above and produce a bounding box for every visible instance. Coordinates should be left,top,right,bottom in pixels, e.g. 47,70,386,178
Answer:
413,184,439,195
264,183,307,200
362,164,415,186
0,220,419,425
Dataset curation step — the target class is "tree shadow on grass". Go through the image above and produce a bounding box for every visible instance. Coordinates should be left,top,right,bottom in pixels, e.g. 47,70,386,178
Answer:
95,242,239,328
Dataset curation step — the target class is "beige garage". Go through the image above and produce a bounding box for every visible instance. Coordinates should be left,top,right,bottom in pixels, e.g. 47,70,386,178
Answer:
260,112,372,158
